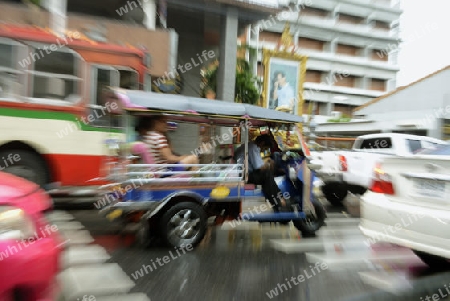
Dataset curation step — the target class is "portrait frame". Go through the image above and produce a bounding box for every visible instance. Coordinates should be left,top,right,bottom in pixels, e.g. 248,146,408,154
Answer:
262,49,307,116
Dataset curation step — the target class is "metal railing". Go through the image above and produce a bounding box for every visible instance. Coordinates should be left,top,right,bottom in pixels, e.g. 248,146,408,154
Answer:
102,163,244,188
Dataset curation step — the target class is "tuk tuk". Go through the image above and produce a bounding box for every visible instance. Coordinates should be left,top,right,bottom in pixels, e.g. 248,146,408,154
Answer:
98,89,326,248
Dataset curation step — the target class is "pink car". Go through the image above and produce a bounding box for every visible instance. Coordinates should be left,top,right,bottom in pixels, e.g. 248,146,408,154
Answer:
0,172,62,300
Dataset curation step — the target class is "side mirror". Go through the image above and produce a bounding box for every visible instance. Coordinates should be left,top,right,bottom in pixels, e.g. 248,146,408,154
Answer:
307,159,322,171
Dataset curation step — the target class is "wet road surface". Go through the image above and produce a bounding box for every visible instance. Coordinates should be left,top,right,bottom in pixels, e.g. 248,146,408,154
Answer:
55,202,450,301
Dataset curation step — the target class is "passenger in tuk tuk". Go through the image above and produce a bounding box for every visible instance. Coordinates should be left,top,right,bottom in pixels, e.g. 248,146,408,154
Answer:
234,134,287,212
145,115,199,171
135,116,152,141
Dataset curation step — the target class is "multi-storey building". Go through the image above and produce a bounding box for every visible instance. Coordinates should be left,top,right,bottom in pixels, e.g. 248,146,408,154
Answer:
245,0,402,117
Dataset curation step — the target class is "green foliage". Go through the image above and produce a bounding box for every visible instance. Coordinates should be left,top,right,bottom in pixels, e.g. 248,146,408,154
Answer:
200,62,218,96
327,115,352,123
235,58,260,104
23,0,40,6
200,45,261,104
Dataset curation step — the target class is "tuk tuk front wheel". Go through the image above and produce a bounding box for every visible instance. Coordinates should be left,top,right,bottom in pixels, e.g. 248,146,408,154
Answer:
293,199,326,238
159,202,208,248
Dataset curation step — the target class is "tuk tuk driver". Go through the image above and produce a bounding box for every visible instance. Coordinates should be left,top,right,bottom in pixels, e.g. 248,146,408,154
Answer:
145,115,199,170
234,134,287,212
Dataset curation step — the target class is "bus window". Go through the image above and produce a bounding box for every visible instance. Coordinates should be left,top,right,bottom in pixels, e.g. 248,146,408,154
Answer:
91,65,119,106
118,68,139,89
144,73,152,91
25,42,82,101
89,65,120,128
0,38,26,99
0,42,14,69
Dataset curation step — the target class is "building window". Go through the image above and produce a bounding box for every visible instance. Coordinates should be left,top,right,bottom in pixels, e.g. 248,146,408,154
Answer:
333,104,353,116
303,101,320,115
259,31,281,43
300,7,329,17
336,43,362,57
373,20,391,30
334,75,356,88
319,103,332,115
338,13,364,25
370,78,386,91
298,37,325,51
371,49,389,62
305,70,322,83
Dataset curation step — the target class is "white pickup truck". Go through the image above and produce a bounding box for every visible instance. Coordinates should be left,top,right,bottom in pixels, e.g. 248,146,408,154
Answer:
313,133,447,206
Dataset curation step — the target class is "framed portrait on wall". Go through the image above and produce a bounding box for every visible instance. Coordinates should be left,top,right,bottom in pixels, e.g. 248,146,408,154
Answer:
262,49,307,115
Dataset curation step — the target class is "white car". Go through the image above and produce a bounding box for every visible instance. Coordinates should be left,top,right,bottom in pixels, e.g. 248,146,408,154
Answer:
360,144,450,268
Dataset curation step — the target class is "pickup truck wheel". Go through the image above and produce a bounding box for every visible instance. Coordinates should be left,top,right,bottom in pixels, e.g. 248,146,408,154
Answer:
413,250,450,269
322,184,347,206
293,198,326,238
159,202,207,248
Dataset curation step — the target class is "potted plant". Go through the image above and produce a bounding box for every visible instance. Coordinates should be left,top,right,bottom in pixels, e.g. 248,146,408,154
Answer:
200,55,260,104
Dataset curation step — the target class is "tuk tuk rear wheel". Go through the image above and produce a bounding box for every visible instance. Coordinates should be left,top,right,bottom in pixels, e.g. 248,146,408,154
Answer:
159,202,208,248
293,199,326,238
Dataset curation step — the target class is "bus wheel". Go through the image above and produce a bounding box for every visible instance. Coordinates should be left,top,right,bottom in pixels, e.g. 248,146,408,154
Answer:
159,202,207,248
0,150,48,187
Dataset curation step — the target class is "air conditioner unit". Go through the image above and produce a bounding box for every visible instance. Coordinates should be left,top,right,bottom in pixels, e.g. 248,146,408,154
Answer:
331,111,342,119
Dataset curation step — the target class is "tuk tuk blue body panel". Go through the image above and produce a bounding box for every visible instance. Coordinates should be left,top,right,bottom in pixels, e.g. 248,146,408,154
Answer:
123,186,243,202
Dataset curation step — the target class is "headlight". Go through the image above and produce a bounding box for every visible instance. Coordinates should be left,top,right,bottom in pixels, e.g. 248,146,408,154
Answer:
313,179,324,196
0,206,36,240
313,179,324,188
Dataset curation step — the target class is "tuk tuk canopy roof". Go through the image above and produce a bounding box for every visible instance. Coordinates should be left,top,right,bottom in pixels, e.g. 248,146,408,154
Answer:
117,90,303,125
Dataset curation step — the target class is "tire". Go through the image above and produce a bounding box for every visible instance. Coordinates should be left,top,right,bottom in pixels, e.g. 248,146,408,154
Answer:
159,202,208,248
413,250,450,270
0,150,48,187
12,289,27,301
322,183,347,207
348,185,367,196
293,197,327,238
